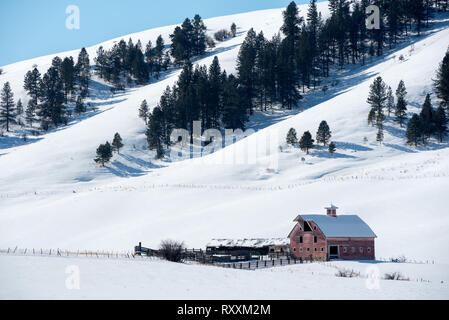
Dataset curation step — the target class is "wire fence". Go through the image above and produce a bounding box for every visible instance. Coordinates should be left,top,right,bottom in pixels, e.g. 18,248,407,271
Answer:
1,170,448,199
0,247,156,261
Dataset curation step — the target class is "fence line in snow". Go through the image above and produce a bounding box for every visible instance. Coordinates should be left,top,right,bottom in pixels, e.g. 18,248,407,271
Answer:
1,171,448,199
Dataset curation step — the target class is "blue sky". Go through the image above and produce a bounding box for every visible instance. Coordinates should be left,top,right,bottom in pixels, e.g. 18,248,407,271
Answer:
0,0,318,66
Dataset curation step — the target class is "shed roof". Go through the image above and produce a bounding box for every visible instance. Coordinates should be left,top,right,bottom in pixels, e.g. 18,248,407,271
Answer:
207,238,289,248
298,214,377,238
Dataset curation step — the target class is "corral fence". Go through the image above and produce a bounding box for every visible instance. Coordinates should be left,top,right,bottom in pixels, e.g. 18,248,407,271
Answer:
135,243,306,270
214,257,304,270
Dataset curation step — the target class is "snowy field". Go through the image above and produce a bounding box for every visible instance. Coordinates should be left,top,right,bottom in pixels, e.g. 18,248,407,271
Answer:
1,1,449,300
1,254,447,299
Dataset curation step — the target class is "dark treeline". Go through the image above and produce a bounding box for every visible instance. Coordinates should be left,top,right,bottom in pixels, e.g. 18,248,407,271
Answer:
94,14,214,90
1,48,91,132
142,56,248,158
95,37,169,89
141,0,446,158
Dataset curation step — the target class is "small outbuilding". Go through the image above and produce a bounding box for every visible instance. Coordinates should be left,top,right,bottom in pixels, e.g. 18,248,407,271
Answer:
288,205,376,261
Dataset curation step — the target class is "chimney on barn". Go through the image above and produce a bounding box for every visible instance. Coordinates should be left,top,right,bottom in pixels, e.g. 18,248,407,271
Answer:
325,204,338,217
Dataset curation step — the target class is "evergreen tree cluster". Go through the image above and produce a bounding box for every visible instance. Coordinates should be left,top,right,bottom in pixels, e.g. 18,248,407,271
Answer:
366,76,413,144
95,38,154,88
142,57,248,158
234,0,441,114
406,94,448,146
94,132,123,166
366,58,449,147
285,120,333,155
3,48,91,133
170,15,208,65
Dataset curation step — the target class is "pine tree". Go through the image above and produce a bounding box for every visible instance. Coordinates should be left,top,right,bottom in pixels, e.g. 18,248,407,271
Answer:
281,1,302,47
231,23,237,37
112,132,124,154
0,82,16,132
395,80,408,127
410,0,426,35
16,99,23,116
299,131,314,154
139,100,149,125
154,35,165,79
237,28,257,114
368,108,376,126
146,106,164,159
39,65,66,130
434,47,449,110
386,86,395,117
208,56,223,128
222,74,247,130
192,15,207,56
433,105,448,142
395,96,408,127
60,56,76,102
24,67,42,107
419,93,434,143
328,141,336,154
316,120,332,146
94,142,113,166
278,38,301,109
95,46,108,79
132,46,149,84
286,128,298,145
76,48,90,97
406,114,422,146
367,77,387,128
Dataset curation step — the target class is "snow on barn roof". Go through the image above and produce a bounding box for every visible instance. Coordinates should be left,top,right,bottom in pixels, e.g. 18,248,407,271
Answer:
207,238,290,248
300,215,377,238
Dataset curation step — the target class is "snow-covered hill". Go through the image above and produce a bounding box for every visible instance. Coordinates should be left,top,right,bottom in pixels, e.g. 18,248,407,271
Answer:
1,254,447,299
1,0,449,278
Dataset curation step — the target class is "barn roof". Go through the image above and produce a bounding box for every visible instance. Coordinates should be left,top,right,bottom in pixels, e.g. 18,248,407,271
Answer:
207,238,289,248
298,214,377,238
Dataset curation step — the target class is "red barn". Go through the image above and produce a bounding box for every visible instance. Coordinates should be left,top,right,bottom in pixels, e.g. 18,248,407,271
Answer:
288,205,376,261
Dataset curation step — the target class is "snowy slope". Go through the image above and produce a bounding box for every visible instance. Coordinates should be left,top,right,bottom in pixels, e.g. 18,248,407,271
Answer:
1,255,448,299
1,1,449,271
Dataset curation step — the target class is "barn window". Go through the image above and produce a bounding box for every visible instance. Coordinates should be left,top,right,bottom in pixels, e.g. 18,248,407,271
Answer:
303,221,312,232
343,247,347,253
314,236,317,243
306,248,310,252
314,247,317,252
360,247,364,253
313,226,317,230
300,248,303,252
299,236,303,244
367,247,371,253
351,247,355,253
321,247,324,252
293,247,297,252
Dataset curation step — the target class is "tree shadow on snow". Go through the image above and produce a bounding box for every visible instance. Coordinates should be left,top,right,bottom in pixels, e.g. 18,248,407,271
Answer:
0,135,43,150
